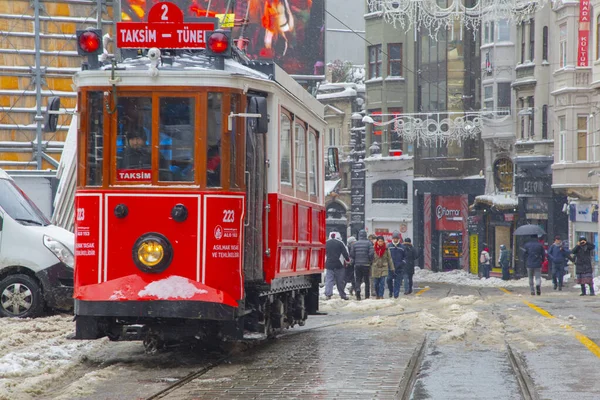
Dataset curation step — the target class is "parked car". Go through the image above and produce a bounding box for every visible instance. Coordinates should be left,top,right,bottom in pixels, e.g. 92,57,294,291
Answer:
0,169,74,317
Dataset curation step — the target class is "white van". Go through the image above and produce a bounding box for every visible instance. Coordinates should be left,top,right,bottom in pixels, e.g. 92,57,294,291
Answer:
0,169,74,317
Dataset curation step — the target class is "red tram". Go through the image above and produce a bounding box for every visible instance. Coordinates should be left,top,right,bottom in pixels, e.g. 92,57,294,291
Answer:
67,5,327,349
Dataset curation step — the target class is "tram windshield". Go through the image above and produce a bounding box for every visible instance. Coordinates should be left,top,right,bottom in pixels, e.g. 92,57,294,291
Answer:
83,89,244,189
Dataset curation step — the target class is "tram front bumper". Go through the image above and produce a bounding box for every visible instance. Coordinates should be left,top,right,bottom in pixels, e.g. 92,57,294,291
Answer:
74,274,239,319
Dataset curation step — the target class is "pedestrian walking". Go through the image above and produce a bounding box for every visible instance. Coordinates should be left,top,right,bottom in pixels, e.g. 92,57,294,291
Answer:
523,234,545,295
324,232,350,300
350,230,374,301
479,247,491,279
387,231,406,299
547,235,570,291
371,236,393,299
346,236,357,296
403,238,419,294
571,236,596,296
498,244,511,281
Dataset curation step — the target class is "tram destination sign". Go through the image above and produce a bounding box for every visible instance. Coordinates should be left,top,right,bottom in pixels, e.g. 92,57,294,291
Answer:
116,2,216,49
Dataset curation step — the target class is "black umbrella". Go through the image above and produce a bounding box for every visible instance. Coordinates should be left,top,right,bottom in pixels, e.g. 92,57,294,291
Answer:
513,224,546,236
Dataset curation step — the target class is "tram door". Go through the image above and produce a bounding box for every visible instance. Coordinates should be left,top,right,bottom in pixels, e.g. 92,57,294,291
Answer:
243,96,267,282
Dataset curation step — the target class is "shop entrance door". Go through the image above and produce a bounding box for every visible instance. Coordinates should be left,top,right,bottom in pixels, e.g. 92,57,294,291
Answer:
440,231,462,271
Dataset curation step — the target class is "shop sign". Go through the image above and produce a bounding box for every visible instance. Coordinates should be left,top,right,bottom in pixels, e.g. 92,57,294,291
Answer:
516,177,551,196
435,196,464,231
578,0,591,67
469,234,479,275
575,202,593,222
504,214,515,222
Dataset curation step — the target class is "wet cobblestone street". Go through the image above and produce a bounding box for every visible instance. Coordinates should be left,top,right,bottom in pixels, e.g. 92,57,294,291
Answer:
164,325,422,399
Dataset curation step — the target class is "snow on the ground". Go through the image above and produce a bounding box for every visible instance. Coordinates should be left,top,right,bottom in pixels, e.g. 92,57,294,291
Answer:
414,268,533,287
0,314,108,399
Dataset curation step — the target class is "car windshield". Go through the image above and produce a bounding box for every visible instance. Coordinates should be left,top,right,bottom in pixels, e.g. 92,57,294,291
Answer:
0,179,50,226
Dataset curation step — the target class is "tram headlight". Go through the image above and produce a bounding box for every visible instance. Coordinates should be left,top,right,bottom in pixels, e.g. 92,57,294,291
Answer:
132,233,173,273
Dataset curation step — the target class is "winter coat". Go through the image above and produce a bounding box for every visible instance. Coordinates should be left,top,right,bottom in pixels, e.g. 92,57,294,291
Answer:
498,249,510,269
371,248,394,278
350,230,374,267
571,243,596,275
523,240,545,268
403,243,419,275
325,236,349,270
547,243,570,271
387,241,406,273
480,250,491,266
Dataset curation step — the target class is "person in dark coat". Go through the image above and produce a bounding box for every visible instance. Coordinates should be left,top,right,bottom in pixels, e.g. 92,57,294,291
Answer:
523,234,545,295
324,232,350,300
498,244,511,281
387,231,406,299
547,235,570,291
403,238,419,294
345,236,357,295
120,129,152,169
350,230,374,301
571,236,596,296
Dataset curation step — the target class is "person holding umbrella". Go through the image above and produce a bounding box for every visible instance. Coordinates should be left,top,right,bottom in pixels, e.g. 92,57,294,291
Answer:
571,236,596,296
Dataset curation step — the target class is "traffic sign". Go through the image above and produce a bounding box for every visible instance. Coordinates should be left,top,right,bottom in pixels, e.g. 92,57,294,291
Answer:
116,2,217,49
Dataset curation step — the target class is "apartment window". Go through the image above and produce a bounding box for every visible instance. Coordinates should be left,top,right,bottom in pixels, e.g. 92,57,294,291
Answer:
328,127,337,147
484,21,495,44
528,97,535,138
498,19,510,41
389,107,404,154
520,23,526,63
529,19,535,61
372,179,408,204
368,45,382,79
388,43,403,76
560,24,567,68
497,82,511,115
559,116,566,162
483,85,493,110
542,105,548,139
542,26,549,61
578,115,588,161
519,99,525,139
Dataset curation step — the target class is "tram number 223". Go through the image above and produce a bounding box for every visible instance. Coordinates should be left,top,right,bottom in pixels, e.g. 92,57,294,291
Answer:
222,210,235,223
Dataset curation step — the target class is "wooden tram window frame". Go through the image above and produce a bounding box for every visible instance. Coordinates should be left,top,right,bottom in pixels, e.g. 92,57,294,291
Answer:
76,87,247,190
230,93,246,191
78,87,112,189
280,107,295,197
294,117,309,201
308,128,319,204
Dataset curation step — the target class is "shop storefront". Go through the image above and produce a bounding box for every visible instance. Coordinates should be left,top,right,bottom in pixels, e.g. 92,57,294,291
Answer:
414,177,484,272
514,156,568,275
470,194,519,277
569,202,599,270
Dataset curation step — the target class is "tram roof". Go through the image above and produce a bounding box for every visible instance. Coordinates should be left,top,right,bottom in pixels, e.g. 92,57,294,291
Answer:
75,52,324,120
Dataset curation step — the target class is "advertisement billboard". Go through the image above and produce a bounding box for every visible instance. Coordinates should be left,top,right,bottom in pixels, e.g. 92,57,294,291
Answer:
120,0,325,76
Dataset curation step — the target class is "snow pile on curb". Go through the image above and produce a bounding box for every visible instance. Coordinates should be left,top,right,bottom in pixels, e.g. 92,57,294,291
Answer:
414,268,531,287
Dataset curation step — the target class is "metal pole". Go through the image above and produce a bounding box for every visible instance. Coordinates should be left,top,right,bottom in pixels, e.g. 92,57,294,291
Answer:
34,0,43,169
97,0,103,29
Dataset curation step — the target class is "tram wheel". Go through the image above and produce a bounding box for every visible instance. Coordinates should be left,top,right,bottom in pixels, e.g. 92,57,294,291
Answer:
143,334,164,355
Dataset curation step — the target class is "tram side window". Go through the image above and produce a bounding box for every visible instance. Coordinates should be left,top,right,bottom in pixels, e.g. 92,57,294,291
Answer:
280,113,292,185
309,131,319,197
295,121,307,192
159,97,195,182
116,97,153,181
86,91,104,186
207,92,222,188
230,94,240,188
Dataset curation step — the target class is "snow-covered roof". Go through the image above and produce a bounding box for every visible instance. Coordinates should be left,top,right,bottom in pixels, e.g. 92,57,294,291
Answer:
325,179,341,196
363,154,414,162
317,83,358,100
473,194,518,210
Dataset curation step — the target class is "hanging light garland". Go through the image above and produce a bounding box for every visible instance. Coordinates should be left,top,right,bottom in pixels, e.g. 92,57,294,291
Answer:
366,111,511,146
367,0,545,34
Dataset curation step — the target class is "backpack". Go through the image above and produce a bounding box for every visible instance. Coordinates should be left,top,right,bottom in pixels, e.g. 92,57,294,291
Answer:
480,251,488,264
